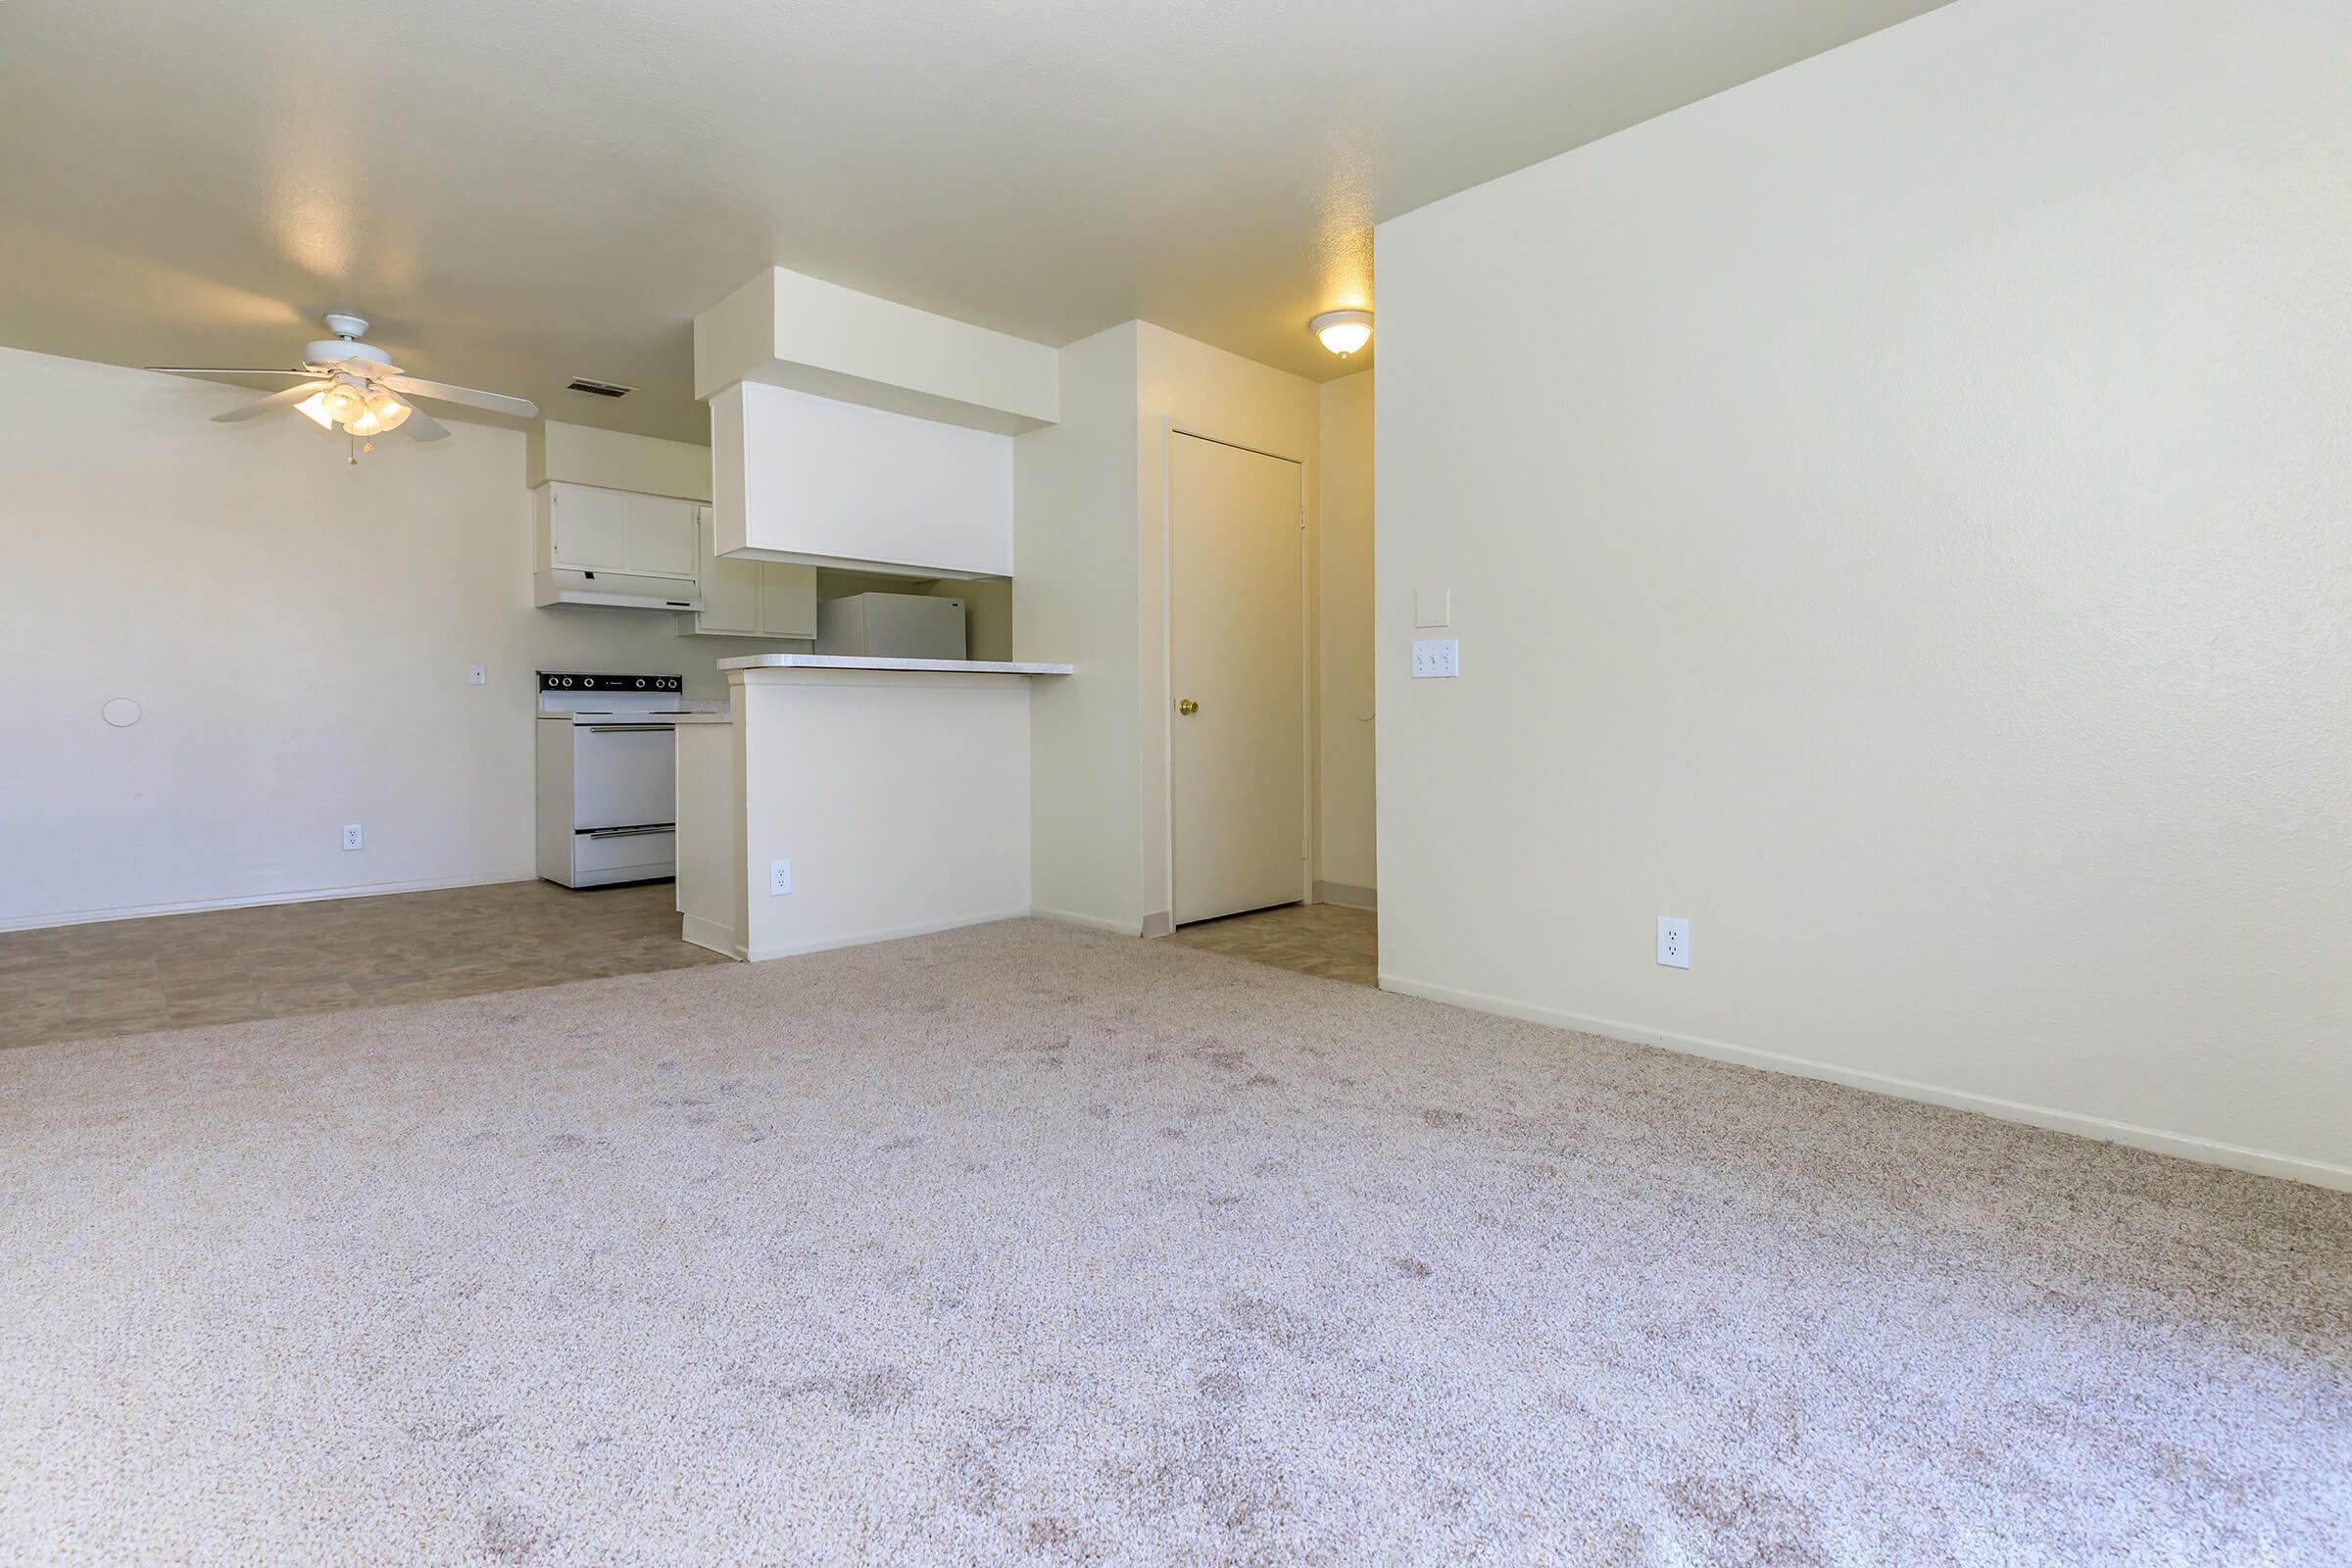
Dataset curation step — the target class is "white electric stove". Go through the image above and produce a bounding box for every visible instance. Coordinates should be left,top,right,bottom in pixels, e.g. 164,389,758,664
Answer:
534,672,726,888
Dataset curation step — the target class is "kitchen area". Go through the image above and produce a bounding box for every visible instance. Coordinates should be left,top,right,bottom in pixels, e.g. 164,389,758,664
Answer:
529,264,1071,961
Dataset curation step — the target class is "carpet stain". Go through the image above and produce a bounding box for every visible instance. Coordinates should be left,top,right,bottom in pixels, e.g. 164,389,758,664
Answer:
1,917,2344,1566
1198,1369,1247,1404
479,1502,550,1561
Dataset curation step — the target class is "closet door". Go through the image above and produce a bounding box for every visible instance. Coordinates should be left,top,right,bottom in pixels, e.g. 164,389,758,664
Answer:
1169,432,1307,925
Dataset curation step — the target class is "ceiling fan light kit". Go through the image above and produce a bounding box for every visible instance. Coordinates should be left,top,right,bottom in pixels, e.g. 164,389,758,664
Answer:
318,380,368,426
148,314,540,463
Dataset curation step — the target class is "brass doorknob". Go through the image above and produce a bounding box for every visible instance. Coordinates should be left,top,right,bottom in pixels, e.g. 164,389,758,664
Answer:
1177,698,1200,715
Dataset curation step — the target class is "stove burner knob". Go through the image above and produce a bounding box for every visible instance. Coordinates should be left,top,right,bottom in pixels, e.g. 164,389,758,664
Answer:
635,678,647,688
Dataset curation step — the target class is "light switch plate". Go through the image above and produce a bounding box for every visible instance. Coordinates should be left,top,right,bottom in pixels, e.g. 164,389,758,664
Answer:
1414,587,1452,628
1411,639,1460,679
768,858,793,896
1657,916,1690,969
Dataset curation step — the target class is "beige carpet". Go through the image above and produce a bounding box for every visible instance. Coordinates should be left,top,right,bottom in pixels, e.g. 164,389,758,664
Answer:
2,919,2345,1566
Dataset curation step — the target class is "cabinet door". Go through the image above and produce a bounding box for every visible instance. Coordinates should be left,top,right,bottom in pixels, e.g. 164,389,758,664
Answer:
548,482,630,571
695,506,761,635
625,493,699,580
758,564,817,639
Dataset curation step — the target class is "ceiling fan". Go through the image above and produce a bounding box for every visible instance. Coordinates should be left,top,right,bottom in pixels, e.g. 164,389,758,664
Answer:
150,314,541,463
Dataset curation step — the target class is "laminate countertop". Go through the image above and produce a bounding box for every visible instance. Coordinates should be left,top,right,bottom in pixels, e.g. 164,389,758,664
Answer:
715,654,1075,676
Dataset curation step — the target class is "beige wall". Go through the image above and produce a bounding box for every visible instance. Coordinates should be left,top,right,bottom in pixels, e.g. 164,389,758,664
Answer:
1016,321,1338,934
732,668,1033,959
931,579,1011,663
0,349,804,929
1374,0,2352,1186
526,419,713,500
1015,324,1143,931
1317,371,1376,896
1133,324,1323,928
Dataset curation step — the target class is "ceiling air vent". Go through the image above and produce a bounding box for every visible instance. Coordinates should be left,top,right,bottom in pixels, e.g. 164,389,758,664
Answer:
564,377,634,399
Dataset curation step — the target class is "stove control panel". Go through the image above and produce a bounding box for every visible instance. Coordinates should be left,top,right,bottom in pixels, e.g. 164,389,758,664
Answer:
538,672,683,693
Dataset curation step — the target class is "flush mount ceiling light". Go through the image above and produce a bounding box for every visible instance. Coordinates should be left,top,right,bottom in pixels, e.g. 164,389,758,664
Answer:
1310,309,1373,359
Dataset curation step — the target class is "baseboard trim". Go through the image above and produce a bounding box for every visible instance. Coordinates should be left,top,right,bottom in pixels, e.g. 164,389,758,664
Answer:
1377,973,2352,1193
679,914,746,961
0,870,539,934
1313,881,1377,910
746,906,1033,961
1031,907,1146,938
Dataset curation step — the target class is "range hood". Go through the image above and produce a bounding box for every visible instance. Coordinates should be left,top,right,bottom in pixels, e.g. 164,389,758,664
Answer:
532,567,706,613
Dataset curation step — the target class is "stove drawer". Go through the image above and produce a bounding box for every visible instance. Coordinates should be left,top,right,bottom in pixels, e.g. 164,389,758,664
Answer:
573,825,676,879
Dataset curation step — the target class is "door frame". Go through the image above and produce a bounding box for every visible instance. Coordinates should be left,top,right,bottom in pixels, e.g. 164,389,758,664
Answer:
1157,424,1316,928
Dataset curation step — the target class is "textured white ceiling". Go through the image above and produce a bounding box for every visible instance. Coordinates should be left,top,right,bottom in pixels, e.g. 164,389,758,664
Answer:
0,0,1946,441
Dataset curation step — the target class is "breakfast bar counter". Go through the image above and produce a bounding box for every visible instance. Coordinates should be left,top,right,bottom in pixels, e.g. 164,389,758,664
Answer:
675,654,1071,960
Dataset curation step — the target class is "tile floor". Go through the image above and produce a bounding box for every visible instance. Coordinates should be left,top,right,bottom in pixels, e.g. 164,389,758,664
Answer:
0,879,724,1052
1166,901,1379,986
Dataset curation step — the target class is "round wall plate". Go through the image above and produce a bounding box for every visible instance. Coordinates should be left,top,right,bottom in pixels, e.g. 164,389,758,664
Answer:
101,697,142,728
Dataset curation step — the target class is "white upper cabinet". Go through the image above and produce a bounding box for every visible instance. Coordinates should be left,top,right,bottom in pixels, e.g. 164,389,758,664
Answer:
693,505,762,634
545,482,630,571
710,381,1013,580
758,559,816,638
539,482,698,581
681,503,815,639
624,493,699,579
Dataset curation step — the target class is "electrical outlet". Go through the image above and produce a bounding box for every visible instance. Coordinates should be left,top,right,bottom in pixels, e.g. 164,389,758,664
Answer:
342,823,365,852
768,858,793,897
1411,639,1460,679
1657,916,1690,969
468,663,487,686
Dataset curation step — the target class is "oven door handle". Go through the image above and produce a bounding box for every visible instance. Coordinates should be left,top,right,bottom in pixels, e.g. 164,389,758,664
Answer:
581,825,673,840
584,724,673,733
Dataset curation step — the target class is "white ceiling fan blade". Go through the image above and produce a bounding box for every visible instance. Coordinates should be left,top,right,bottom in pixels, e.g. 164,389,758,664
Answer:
149,367,319,377
399,406,451,443
210,379,332,423
381,375,538,418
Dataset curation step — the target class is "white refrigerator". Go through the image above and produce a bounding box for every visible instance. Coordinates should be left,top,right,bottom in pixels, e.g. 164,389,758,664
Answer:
814,592,968,661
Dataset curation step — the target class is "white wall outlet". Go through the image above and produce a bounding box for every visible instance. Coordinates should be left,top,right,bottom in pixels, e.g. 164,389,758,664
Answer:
342,823,365,852
468,663,487,686
1411,639,1460,679
1657,915,1690,968
768,858,793,896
